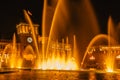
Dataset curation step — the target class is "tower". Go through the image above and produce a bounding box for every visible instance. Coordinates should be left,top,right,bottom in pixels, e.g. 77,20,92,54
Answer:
16,23,39,62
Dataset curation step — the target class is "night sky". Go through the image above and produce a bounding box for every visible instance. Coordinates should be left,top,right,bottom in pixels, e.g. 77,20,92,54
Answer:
0,0,43,39
91,0,120,33
0,0,120,39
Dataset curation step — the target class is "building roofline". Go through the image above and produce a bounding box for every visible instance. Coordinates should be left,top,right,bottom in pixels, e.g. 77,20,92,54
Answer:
16,22,39,28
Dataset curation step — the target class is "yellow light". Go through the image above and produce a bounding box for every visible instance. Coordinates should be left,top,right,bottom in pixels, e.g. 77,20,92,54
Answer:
106,68,113,72
36,56,79,70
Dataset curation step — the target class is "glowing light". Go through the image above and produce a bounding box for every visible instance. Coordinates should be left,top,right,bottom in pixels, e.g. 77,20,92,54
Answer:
106,68,113,73
116,55,120,59
89,56,95,60
36,56,78,70
105,53,114,73
16,58,23,69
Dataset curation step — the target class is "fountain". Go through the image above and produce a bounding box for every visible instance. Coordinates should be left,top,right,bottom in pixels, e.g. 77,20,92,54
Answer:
0,0,120,75
0,0,102,70
80,16,120,73
0,0,120,80
0,9,79,70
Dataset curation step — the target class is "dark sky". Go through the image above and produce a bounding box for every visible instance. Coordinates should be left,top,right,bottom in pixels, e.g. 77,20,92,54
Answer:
0,0,43,39
0,0,120,39
91,0,120,33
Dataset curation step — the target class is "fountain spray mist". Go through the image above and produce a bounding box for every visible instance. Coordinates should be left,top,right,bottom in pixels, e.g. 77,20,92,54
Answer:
73,35,79,68
105,16,116,72
10,33,17,68
41,0,58,67
81,34,108,68
41,0,47,68
23,10,40,68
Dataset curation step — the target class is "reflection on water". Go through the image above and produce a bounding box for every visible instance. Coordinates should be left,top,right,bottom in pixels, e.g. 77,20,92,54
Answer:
0,70,120,80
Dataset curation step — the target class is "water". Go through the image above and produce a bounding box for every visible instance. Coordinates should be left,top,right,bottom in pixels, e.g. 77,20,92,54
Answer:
1,0,120,75
0,70,120,80
0,0,120,78
81,34,109,68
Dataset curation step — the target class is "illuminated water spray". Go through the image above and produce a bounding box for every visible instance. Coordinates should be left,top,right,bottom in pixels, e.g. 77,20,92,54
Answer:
1,0,118,71
22,8,79,70
24,10,39,57
105,16,116,72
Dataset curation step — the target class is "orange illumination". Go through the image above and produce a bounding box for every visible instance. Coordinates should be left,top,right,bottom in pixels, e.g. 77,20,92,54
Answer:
16,58,23,69
105,54,114,72
116,55,120,59
89,56,95,60
35,57,78,70
106,68,113,72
